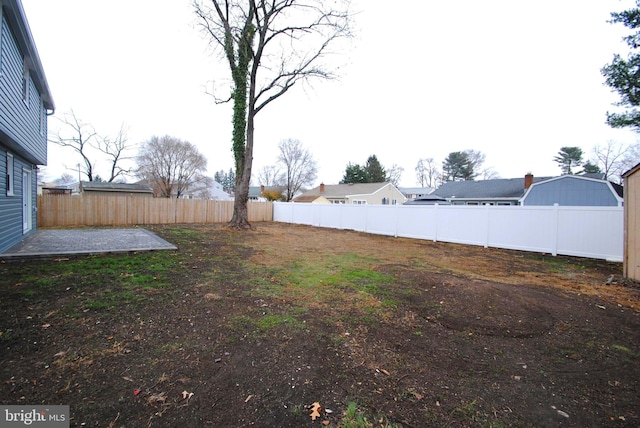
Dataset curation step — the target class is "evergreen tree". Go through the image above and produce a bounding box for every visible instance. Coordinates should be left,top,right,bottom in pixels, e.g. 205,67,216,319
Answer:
582,160,602,174
602,3,640,130
340,163,367,184
364,155,387,182
553,146,584,175
442,151,475,181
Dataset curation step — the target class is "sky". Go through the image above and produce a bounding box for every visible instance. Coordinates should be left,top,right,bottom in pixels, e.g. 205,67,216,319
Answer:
21,0,640,187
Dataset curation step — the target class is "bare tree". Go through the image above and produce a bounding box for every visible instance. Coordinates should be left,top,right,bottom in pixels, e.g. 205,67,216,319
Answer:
49,110,98,181
592,140,640,183
479,168,500,180
277,139,317,202
49,110,133,182
465,149,487,176
386,164,404,187
415,158,441,188
257,165,281,186
194,0,352,228
97,123,134,182
136,135,208,198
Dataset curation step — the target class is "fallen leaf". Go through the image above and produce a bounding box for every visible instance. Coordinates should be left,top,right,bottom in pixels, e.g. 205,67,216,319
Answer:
380,369,390,376
182,390,189,399
309,402,322,421
133,389,141,396
41,324,51,329
322,420,330,426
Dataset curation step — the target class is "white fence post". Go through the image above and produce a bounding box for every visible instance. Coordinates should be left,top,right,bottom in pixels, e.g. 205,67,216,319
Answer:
552,203,559,256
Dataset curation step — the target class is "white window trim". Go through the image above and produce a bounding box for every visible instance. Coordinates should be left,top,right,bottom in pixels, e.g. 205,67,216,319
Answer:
7,152,14,196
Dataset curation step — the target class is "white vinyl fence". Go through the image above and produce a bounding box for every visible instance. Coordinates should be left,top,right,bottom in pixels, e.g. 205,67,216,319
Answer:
273,203,624,262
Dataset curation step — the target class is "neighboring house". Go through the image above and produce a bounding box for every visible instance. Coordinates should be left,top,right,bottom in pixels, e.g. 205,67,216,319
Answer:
291,194,331,204
400,187,434,200
622,162,640,281
183,180,232,200
520,175,623,206
80,181,154,197
431,174,624,207
249,185,286,201
433,174,548,205
293,182,407,205
0,0,55,253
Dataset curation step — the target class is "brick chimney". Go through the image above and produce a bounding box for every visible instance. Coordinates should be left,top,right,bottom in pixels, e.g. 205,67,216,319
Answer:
524,173,533,190
319,183,325,193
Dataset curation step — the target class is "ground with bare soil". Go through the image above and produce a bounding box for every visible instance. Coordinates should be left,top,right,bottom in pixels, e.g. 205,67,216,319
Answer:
1,222,639,427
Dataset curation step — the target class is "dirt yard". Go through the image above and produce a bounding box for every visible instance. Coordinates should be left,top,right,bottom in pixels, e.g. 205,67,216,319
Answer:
1,222,639,427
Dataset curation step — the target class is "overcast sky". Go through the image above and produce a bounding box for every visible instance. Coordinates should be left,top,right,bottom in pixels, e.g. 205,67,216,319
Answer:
22,0,639,187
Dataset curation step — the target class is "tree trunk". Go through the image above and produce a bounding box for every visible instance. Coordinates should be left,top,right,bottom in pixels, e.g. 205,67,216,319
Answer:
229,180,250,228
229,106,255,230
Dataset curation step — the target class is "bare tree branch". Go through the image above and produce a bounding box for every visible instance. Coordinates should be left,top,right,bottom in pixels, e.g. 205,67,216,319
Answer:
49,110,98,181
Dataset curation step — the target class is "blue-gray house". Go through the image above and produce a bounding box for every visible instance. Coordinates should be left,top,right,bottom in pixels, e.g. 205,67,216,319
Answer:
0,0,55,253
520,174,623,206
431,173,623,207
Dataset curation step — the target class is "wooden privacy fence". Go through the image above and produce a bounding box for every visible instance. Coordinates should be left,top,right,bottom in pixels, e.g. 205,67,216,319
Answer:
38,195,273,227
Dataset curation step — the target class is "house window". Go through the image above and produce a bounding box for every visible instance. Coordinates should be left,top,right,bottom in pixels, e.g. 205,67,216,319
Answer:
382,197,388,205
7,153,14,196
22,58,29,107
353,200,366,205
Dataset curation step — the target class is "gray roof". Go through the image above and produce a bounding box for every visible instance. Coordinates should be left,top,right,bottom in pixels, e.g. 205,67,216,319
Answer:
300,182,391,198
433,177,552,200
81,181,153,193
400,187,434,195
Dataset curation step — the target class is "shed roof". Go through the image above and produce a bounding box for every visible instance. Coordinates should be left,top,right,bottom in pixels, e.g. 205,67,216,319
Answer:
81,181,153,193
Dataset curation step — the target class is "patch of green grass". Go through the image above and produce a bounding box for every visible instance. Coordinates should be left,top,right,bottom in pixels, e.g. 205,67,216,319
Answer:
256,314,302,331
339,401,399,428
449,400,506,427
229,311,304,336
86,299,111,311
249,254,394,314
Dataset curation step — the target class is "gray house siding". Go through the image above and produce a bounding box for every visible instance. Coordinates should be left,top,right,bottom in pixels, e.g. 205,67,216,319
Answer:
0,1,54,253
0,11,47,164
0,146,37,253
522,176,620,206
